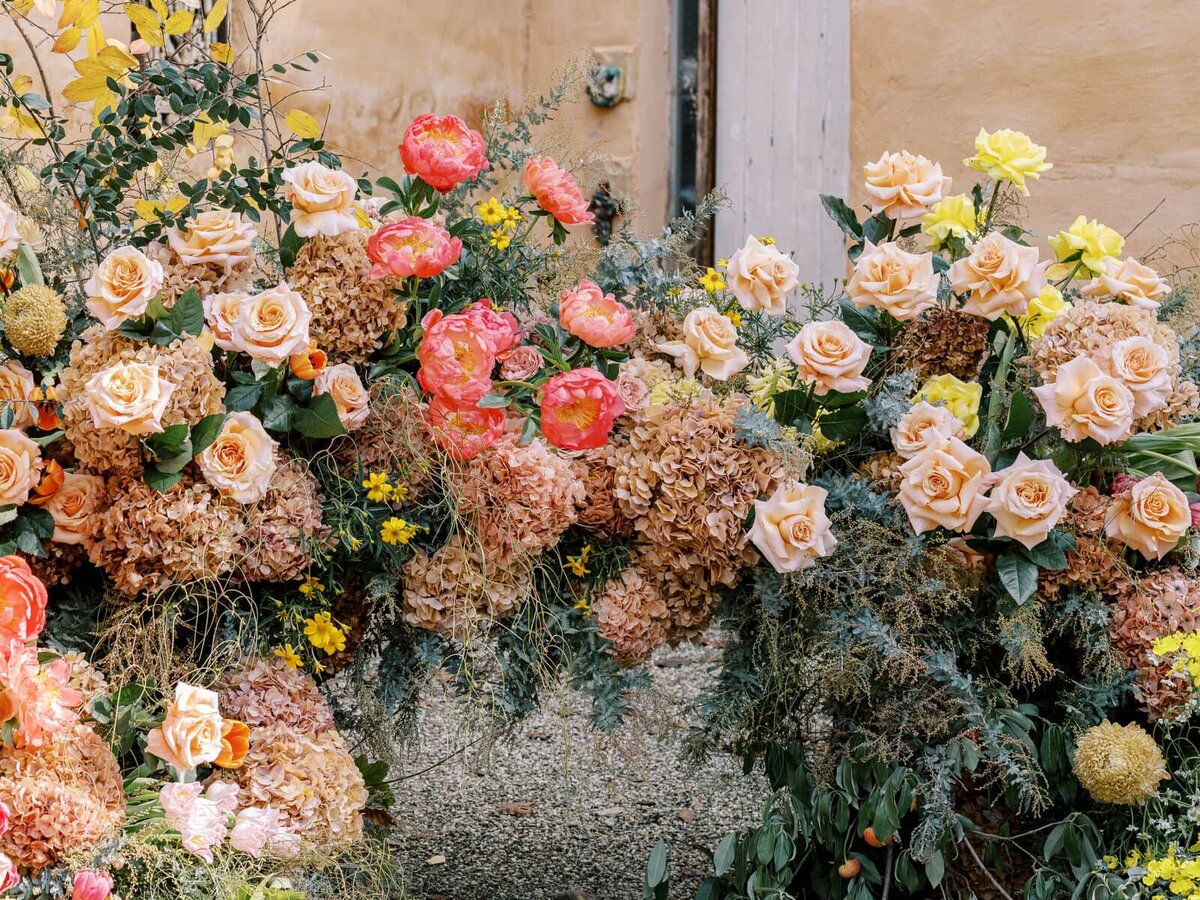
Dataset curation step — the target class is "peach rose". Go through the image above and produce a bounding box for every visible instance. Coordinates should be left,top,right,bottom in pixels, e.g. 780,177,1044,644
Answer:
1105,336,1171,418
845,240,939,322
1081,257,1169,310
897,431,991,534
281,162,359,238
45,471,104,544
891,401,966,458
0,360,36,430
167,209,257,268
656,306,749,381
747,482,837,573
983,453,1077,549
0,429,39,508
197,411,278,504
785,320,871,396
233,283,312,365
202,291,247,353
726,235,800,316
949,232,1048,320
523,155,594,225
1033,356,1134,445
314,363,370,431
863,150,951,221
145,682,225,774
1106,472,1191,560
84,361,175,436
84,245,164,329
558,280,637,347
499,345,542,382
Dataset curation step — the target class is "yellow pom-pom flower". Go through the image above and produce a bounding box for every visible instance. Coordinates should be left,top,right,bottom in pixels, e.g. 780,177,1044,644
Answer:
3,284,67,357
913,374,983,438
963,127,1052,195
1048,215,1125,276
1073,720,1168,805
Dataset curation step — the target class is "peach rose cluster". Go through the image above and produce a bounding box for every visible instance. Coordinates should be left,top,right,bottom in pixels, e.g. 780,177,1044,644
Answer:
400,113,490,193
1081,257,1169,311
45,471,104,544
167,209,257,269
949,232,1048,320
747,482,837,573
558,280,637,348
846,241,938,322
281,161,359,237
0,360,36,430
229,283,313,366
726,235,799,316
315,363,371,431
85,245,164,329
1106,473,1190,560
367,216,462,280
197,412,279,504
891,401,965,458
863,150,951,221
785,320,871,396
656,306,748,381
0,429,40,508
145,682,249,775
524,155,594,226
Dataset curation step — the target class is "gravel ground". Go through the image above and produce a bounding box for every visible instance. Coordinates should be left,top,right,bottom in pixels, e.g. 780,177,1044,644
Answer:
387,637,766,900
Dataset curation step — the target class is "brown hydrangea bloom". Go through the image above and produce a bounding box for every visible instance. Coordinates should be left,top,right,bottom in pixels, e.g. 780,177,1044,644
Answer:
572,444,634,538
59,325,226,476
1037,487,1131,601
217,657,335,735
288,231,407,363
27,541,89,588
636,543,728,643
84,474,245,596
240,457,330,584
213,723,366,844
334,381,436,501
891,308,991,381
594,565,669,666
402,534,531,636
145,240,258,306
451,435,584,566
858,451,905,493
1110,568,1200,720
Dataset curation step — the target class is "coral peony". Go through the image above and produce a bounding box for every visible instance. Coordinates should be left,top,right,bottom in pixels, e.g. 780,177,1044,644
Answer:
2,647,83,747
400,113,489,193
426,395,505,460
0,555,47,658
367,217,462,279
417,309,496,404
559,280,637,347
72,868,114,900
0,853,16,891
523,155,594,225
461,300,521,355
539,368,625,451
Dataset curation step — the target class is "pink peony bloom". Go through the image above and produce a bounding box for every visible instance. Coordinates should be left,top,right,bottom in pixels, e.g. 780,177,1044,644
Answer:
159,782,232,864
400,113,489,193
1191,500,1200,530
524,156,595,225
230,805,295,859
0,555,47,661
0,852,16,891
499,345,543,382
1111,473,1142,495
417,309,496,404
538,368,625,451
72,868,114,900
558,280,637,348
2,646,83,748
461,300,521,355
367,217,462,280
426,395,505,461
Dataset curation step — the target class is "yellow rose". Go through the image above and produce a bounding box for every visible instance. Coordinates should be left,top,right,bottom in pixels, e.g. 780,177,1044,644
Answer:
314,363,371,431
845,240,939,322
950,232,1048,321
747,482,837,572
84,245,164,329
914,374,983,438
45,471,105,544
656,306,749,381
1048,215,1124,276
922,194,981,248
983,453,1077,549
963,128,1052,195
863,150,951,221
1080,256,1169,311
784,320,872,396
725,235,799,316
281,161,359,238
197,411,279,503
1032,355,1133,445
0,360,36,430
83,361,176,436
0,428,40,507
1017,285,1070,340
167,209,257,268
898,432,991,534
233,283,312,365
1106,473,1191,560
891,400,965,458
145,682,225,774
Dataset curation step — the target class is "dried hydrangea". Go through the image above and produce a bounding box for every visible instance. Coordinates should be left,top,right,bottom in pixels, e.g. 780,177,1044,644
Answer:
334,381,436,500
571,445,634,538
1037,487,1131,602
28,541,89,588
1073,720,1168,804
288,230,408,363
891,308,990,381
402,534,531,636
239,457,330,583
218,657,335,736
145,240,258,305
594,565,669,665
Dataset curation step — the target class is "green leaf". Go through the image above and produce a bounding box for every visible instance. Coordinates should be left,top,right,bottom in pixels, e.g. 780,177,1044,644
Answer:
144,464,183,493
293,392,346,438
997,551,1040,604
190,413,226,455
279,223,303,270
168,289,205,338
820,195,862,239
144,423,189,460
224,382,263,412
861,213,891,245
818,406,867,443
476,392,511,409
15,243,43,287
713,833,737,876
771,389,811,428
838,297,881,344
261,394,299,432
1019,529,1075,571
925,849,944,888
1002,391,1034,444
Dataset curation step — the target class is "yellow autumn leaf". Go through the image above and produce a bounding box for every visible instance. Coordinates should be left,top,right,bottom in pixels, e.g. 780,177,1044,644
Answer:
210,42,233,65
58,0,82,28
76,0,100,29
10,76,33,96
148,0,168,18
124,3,164,47
204,0,227,33
52,26,82,54
163,9,194,36
85,18,106,56
134,198,163,222
285,109,322,140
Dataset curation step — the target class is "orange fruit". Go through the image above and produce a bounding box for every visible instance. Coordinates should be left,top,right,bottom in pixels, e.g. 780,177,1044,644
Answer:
838,859,862,879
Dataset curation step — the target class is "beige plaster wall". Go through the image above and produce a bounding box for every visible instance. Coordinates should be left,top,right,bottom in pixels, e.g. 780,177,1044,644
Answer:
848,0,1200,259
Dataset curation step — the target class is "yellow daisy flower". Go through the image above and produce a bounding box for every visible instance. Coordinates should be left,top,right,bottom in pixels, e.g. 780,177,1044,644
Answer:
274,643,303,670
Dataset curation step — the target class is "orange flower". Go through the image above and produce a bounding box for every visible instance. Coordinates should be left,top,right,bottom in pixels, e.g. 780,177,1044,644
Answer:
31,384,61,431
213,718,250,769
0,270,13,292
289,340,327,381
26,459,64,506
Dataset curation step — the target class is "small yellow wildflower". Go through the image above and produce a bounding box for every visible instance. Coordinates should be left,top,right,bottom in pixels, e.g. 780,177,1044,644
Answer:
665,286,683,298
390,482,411,503
699,267,726,293
476,197,506,226
758,236,776,245
1103,855,1118,870
362,472,393,502
298,575,324,598
274,643,303,670
573,597,592,616
716,258,729,269
565,545,592,577
313,659,326,674
502,205,523,228
724,309,742,329
304,612,347,655
489,227,512,251
381,517,420,546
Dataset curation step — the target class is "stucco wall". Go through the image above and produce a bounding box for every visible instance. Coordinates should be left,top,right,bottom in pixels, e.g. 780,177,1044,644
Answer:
848,0,1200,259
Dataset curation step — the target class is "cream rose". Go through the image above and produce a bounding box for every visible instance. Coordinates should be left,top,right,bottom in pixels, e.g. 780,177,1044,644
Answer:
167,209,256,268
1105,336,1172,418
282,162,359,238
84,361,176,436
891,401,965,458
656,306,749,380
314,363,370,431
863,150,951,221
897,431,991,534
983,453,1077,549
84,245,164,329
145,682,225,774
785,320,871,396
845,240,939,322
1033,356,1134,445
203,291,248,353
0,429,40,508
949,232,1047,320
0,360,36,430
1106,473,1191,560
0,200,19,258
1081,257,1169,310
234,283,312,365
45,471,105,544
725,236,799,316
747,482,837,572
197,411,278,504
